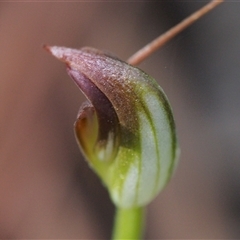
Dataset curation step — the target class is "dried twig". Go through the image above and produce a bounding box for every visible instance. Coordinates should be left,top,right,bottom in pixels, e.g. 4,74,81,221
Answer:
127,0,224,66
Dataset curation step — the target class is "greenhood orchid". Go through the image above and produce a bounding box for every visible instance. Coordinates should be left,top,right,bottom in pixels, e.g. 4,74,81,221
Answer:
46,46,179,208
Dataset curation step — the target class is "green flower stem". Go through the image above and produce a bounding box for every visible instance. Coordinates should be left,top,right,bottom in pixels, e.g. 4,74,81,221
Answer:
112,206,145,240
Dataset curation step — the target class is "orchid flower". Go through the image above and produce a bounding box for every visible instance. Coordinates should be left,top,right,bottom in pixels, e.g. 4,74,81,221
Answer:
46,46,179,209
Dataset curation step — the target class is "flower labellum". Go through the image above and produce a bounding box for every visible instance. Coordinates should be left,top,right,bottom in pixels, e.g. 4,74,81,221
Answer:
46,46,179,208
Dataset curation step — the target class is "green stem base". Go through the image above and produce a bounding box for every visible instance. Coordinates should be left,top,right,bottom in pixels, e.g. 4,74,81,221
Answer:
112,206,145,240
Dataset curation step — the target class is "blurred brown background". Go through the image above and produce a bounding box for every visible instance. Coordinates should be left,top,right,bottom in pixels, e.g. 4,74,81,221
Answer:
1,1,240,239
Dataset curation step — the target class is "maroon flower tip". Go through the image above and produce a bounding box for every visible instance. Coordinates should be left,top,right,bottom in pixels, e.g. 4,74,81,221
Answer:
44,45,73,63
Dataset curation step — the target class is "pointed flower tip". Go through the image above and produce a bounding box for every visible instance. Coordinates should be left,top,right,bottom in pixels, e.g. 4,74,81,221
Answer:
44,45,73,63
43,44,51,53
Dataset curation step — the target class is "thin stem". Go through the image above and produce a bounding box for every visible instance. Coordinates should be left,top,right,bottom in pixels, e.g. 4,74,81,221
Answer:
112,207,145,240
127,0,224,66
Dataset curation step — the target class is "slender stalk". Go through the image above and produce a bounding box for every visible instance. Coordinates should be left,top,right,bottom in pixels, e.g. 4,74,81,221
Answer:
112,207,145,240
128,0,224,66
